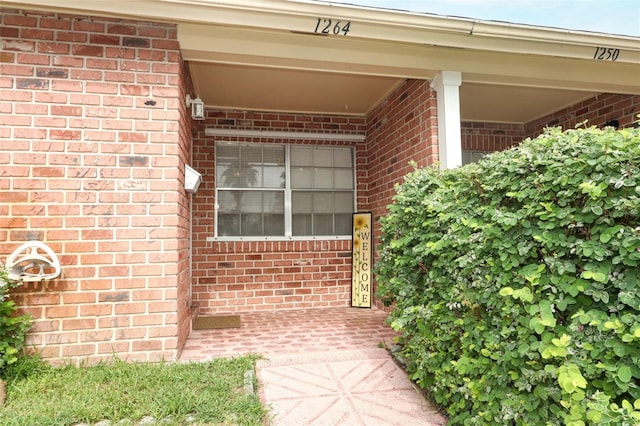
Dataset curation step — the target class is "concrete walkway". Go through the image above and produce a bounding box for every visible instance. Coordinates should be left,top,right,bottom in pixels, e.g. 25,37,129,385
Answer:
179,307,446,425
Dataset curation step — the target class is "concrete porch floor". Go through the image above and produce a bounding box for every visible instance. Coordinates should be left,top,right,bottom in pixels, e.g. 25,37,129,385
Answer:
179,307,446,425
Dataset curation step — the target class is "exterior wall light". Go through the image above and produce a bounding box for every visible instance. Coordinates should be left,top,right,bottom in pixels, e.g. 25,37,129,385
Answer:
186,94,205,120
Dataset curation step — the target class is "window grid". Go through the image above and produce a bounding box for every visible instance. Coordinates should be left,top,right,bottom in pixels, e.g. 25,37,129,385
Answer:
215,142,356,239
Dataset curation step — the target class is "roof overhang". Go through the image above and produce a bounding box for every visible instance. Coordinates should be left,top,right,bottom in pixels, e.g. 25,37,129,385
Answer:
6,0,640,122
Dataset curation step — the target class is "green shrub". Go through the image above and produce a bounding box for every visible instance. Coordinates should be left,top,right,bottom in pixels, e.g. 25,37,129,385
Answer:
376,126,640,425
0,265,32,378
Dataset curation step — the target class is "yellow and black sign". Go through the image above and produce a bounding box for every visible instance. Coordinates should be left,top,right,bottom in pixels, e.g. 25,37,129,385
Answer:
351,212,372,308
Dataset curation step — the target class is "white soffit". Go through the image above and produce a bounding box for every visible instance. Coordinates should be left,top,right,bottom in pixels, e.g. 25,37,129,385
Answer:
460,84,598,124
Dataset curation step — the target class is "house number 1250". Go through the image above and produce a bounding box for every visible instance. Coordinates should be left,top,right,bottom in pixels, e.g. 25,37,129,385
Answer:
593,46,620,61
314,18,351,35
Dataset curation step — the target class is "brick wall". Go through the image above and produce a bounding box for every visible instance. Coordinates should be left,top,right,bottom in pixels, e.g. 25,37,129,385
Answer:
462,122,524,152
191,110,366,314
460,94,640,157
175,61,195,355
365,79,438,224
525,93,640,137
0,9,192,364
363,80,438,308
191,82,439,314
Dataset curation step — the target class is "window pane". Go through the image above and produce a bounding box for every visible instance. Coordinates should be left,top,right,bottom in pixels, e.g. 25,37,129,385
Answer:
334,168,353,189
218,190,240,213
241,145,262,165
263,145,284,164
218,190,284,236
241,191,262,212
292,191,312,213
217,143,239,160
216,144,240,187
265,214,284,236
313,168,333,188
232,146,260,188
241,213,262,236
291,167,312,189
314,148,333,167
335,213,352,235
219,161,258,188
264,191,284,214
334,192,353,212
313,214,333,235
314,192,333,213
291,146,311,166
333,148,352,167
292,214,312,236
263,145,285,188
263,166,285,188
218,214,239,236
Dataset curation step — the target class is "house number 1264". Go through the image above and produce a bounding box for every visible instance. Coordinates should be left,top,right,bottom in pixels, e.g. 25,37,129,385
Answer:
314,18,351,35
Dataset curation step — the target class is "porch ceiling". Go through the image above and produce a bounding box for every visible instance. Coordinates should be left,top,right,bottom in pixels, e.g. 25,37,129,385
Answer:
189,61,599,123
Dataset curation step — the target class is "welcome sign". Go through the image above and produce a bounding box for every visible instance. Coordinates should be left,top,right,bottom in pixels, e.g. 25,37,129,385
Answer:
352,212,373,308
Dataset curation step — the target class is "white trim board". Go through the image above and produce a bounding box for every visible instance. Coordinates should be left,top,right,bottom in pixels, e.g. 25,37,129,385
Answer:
204,128,366,142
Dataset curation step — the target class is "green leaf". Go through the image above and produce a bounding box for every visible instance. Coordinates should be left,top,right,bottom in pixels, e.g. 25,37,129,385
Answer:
552,334,571,347
541,345,568,359
603,319,623,332
499,287,514,297
617,365,632,383
539,300,556,328
513,287,534,303
529,317,545,334
558,364,587,392
581,270,607,283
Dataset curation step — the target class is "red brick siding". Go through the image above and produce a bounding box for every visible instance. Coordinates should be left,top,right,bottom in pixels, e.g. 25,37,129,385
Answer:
176,61,196,356
193,240,353,312
525,93,640,137
364,80,438,309
205,110,366,134
462,122,524,152
191,110,366,314
365,80,438,223
0,9,190,364
461,94,639,156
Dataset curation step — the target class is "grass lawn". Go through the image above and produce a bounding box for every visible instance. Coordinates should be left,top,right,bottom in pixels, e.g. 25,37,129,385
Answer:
0,354,267,426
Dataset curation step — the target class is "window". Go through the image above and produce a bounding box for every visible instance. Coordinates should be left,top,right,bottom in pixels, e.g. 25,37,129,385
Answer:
215,142,355,238
462,150,487,165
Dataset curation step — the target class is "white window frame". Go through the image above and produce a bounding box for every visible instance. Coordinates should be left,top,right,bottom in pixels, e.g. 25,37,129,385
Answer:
211,141,357,241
